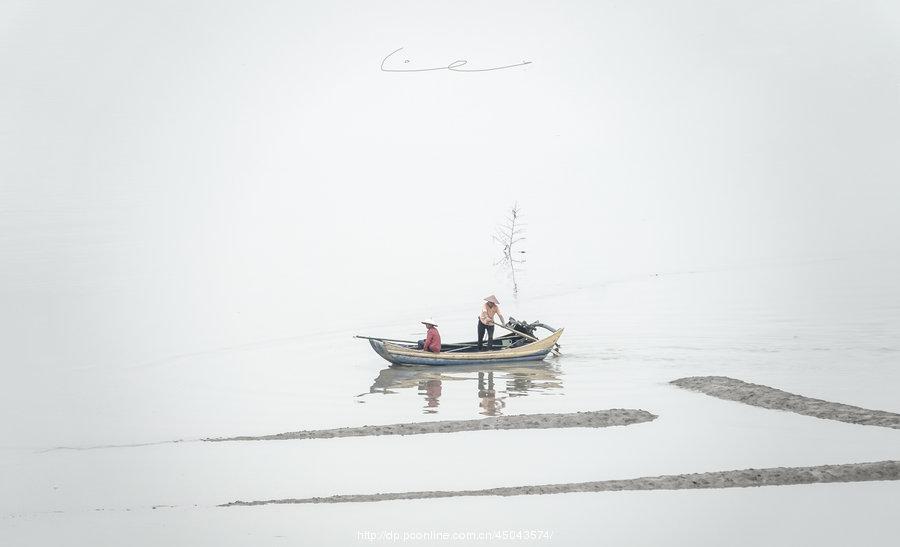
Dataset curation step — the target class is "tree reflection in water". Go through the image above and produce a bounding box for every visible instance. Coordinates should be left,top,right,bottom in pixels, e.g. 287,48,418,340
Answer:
365,362,563,416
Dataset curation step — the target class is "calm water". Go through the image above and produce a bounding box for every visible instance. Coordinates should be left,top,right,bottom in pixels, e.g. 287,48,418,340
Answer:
3,255,899,545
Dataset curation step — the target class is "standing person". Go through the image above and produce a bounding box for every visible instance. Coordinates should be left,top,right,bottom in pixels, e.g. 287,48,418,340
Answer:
417,319,441,353
477,295,506,351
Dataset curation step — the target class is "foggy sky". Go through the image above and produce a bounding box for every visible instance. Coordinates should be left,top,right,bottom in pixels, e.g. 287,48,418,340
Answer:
2,0,899,376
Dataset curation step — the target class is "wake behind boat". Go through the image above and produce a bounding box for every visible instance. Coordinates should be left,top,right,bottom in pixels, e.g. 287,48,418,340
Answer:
357,318,564,366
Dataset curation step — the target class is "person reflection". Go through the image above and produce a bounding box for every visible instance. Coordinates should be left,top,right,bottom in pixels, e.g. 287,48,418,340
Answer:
477,371,506,416
418,379,442,414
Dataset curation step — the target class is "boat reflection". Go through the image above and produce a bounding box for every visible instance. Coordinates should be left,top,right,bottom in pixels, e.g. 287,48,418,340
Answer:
367,362,563,416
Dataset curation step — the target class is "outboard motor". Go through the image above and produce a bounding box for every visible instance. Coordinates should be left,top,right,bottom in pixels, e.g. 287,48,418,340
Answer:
505,317,537,338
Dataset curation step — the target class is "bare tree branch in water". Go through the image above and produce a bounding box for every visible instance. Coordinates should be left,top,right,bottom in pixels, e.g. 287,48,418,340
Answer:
493,203,526,296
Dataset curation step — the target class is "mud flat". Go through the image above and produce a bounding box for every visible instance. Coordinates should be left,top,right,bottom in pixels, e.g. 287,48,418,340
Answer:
221,460,900,506
204,409,657,442
671,376,900,429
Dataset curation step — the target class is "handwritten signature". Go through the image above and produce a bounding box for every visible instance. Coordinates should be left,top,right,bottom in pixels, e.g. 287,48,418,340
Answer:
380,47,532,73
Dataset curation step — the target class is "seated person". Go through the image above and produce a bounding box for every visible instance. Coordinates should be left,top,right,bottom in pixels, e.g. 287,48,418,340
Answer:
416,319,441,353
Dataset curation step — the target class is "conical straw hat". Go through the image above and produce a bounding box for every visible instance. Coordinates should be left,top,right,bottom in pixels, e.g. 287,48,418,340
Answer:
421,318,438,327
483,294,500,305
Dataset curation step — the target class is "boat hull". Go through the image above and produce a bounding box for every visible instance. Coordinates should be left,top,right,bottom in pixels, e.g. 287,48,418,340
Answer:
368,329,563,366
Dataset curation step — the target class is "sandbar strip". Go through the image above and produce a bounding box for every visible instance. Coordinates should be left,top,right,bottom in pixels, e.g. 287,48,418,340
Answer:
671,376,900,429
220,460,900,506
204,410,657,442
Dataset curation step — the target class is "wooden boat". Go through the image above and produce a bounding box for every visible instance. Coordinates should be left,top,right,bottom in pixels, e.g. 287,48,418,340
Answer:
363,328,564,366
